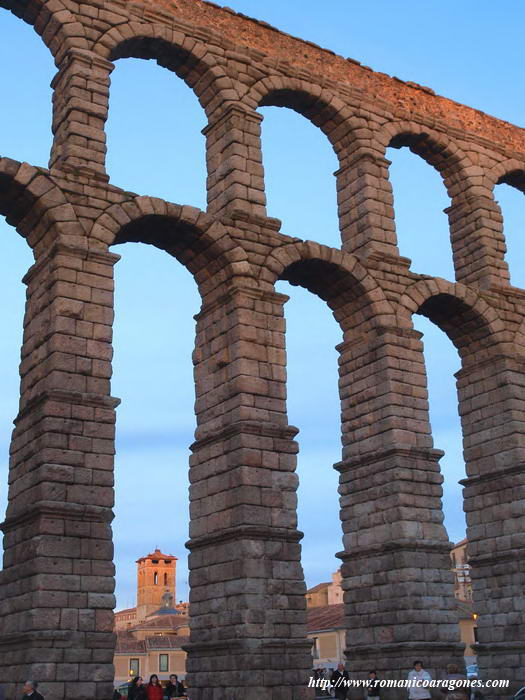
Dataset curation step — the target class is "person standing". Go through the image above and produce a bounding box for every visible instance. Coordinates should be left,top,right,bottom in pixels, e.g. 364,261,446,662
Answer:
331,663,350,700
145,675,163,700
365,670,381,700
21,681,44,700
165,674,186,697
441,664,469,700
317,668,330,697
407,661,432,700
128,677,147,700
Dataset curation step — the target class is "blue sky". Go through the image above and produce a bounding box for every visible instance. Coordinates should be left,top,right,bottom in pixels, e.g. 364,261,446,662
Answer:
0,2,524,609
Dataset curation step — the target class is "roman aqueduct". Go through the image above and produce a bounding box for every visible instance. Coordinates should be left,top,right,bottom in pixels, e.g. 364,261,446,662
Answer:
0,0,524,698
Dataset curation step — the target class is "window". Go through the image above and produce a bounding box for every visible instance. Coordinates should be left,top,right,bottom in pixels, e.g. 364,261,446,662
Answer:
159,654,169,672
164,573,168,585
154,572,158,585
311,637,319,659
130,658,140,676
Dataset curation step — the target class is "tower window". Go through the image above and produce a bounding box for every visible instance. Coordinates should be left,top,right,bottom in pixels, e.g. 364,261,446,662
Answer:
164,573,168,585
154,572,158,585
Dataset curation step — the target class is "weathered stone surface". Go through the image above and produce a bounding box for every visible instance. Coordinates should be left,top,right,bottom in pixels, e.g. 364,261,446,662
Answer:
0,1,524,699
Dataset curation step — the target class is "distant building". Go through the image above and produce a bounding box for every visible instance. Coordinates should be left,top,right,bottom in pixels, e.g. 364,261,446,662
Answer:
114,613,189,684
306,581,331,608
450,538,473,601
450,539,477,662
113,548,189,684
306,568,343,608
308,603,345,669
114,548,188,632
327,569,344,605
114,545,478,684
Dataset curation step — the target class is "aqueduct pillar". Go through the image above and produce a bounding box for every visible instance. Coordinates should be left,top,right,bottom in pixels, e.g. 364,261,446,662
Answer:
336,325,465,678
0,0,525,697
0,239,119,700
187,285,312,700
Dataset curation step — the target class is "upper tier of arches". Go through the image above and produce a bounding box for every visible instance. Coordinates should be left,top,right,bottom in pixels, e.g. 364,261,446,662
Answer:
1,0,525,290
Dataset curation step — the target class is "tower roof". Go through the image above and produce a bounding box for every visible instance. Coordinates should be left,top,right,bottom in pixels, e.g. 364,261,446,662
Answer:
136,547,178,563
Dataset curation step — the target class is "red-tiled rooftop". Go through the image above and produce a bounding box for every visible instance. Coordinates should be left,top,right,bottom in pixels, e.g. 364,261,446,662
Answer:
146,635,189,650
307,582,330,593
136,547,177,563
115,634,146,653
130,614,189,631
307,604,345,632
115,607,136,616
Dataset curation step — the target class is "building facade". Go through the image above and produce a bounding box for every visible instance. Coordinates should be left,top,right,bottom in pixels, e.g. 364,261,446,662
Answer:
451,539,473,602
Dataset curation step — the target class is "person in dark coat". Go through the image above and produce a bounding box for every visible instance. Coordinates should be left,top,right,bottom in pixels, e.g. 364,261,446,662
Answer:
128,677,147,700
331,664,350,700
440,664,469,700
165,674,186,697
365,670,381,699
22,681,44,700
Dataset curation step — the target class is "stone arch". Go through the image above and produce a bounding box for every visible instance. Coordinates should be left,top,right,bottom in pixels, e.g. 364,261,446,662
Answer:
1,0,88,62
484,157,525,289
92,196,254,298
0,157,84,254
398,277,508,362
375,119,477,200
488,157,525,192
93,22,240,118
373,120,509,285
242,76,365,161
261,240,395,333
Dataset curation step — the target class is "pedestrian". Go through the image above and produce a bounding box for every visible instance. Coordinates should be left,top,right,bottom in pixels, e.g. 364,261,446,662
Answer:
468,675,483,700
317,668,330,697
128,677,147,700
0,683,4,700
365,670,381,700
165,674,186,698
407,661,432,700
331,663,350,700
441,664,469,700
145,675,163,700
22,681,44,700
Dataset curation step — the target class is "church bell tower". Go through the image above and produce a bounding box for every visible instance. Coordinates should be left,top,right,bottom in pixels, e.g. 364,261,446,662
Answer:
136,548,177,621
